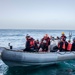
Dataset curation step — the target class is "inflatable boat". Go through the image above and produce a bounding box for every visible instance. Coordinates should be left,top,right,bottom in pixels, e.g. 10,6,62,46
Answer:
1,47,75,67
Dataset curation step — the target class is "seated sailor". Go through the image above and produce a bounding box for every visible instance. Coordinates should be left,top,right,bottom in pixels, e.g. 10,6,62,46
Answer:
24,35,35,52
39,34,50,52
58,38,68,51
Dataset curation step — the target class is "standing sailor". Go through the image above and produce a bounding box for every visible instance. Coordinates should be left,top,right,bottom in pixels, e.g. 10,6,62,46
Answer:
61,32,67,41
58,32,68,51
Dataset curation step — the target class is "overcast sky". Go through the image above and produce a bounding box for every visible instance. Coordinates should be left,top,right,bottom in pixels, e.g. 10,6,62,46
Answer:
0,0,75,30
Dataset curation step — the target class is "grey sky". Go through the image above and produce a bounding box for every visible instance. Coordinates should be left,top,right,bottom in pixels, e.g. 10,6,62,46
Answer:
0,0,75,30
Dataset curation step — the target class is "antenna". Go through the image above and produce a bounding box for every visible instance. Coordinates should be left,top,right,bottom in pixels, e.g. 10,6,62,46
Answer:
69,32,72,41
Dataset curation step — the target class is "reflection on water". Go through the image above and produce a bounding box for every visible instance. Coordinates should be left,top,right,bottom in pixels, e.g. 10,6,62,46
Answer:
4,64,75,75
0,59,75,75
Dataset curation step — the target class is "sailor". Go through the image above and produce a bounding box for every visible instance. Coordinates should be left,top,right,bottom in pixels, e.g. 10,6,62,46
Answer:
58,39,64,51
34,39,40,51
24,35,30,51
58,32,68,51
45,34,50,51
58,38,68,51
71,38,75,51
40,34,50,52
39,36,46,52
24,35,35,52
61,32,67,41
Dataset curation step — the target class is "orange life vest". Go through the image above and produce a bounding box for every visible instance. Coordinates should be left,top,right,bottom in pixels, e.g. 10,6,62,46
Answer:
67,43,72,51
58,42,65,49
30,40,35,48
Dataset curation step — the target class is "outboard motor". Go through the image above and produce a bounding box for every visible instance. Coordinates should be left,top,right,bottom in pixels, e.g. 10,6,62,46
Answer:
50,39,59,52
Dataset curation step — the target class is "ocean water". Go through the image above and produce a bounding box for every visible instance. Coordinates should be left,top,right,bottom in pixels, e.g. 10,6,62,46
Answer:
0,29,75,75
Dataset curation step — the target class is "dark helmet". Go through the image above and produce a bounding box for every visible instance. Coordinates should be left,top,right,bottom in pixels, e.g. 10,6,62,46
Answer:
26,34,30,39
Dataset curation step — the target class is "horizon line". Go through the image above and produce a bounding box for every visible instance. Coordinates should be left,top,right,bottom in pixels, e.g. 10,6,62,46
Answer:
0,28,74,31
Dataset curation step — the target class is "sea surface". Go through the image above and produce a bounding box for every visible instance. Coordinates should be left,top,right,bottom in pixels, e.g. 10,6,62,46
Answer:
0,29,75,75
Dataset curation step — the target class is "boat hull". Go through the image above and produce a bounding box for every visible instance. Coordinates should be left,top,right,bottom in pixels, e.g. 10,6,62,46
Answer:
1,48,75,67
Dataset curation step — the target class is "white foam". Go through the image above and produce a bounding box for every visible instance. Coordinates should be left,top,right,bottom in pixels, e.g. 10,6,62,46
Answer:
0,73,3,75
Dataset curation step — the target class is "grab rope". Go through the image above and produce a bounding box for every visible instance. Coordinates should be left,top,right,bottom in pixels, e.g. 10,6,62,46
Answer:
57,51,66,55
57,51,75,55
